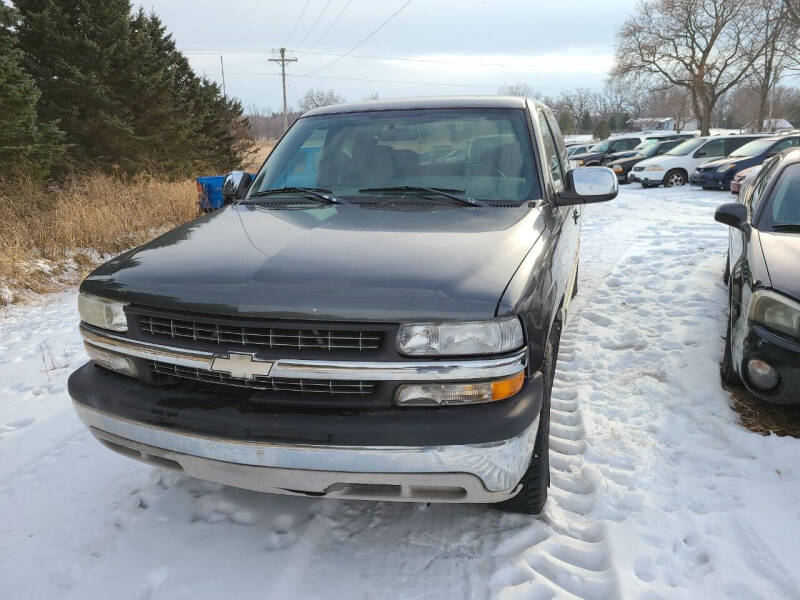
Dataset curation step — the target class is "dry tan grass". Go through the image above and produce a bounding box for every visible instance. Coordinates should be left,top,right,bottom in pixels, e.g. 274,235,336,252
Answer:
727,384,800,438
0,173,198,303
243,139,275,172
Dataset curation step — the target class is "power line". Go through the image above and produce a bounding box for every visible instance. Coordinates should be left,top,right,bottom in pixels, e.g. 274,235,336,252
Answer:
295,0,334,49
302,0,415,76
284,0,311,47
182,48,533,70
305,0,354,52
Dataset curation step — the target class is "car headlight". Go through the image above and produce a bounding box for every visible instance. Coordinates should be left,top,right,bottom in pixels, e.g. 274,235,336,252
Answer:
749,290,800,339
576,160,585,166
395,372,524,406
612,165,623,173
78,293,128,332
396,317,524,356
643,165,663,171
716,164,737,173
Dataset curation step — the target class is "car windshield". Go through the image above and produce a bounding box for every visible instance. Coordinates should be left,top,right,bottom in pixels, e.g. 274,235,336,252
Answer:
762,163,800,229
249,108,540,203
588,141,610,153
634,140,659,150
730,138,777,157
642,143,665,157
665,137,707,156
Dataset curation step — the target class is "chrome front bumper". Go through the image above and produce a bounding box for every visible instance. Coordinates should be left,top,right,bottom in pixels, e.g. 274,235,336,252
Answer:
74,401,538,503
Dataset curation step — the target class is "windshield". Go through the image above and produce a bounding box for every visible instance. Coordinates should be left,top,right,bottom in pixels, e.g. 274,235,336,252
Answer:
634,139,659,150
642,143,665,157
588,141,609,153
666,137,706,156
761,163,800,229
730,138,776,157
249,108,540,203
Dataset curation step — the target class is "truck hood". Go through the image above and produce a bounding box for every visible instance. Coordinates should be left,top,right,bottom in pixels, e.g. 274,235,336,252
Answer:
758,231,800,302
82,203,544,322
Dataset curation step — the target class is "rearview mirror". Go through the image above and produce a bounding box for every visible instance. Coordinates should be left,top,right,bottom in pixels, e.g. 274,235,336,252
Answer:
556,167,618,206
714,203,748,230
222,171,252,202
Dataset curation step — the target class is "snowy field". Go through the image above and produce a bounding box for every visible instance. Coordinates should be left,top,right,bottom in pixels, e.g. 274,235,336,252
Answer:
2,186,799,599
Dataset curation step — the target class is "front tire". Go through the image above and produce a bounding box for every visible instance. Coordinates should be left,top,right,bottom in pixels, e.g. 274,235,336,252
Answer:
663,169,686,187
492,322,559,515
721,289,741,385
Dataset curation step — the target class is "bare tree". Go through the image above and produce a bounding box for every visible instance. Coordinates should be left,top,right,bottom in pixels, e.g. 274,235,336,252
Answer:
747,0,798,131
559,88,595,131
649,87,694,132
298,89,345,112
498,83,539,98
613,0,767,135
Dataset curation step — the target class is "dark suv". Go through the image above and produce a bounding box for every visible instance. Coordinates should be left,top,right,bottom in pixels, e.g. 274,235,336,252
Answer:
68,97,618,514
570,136,644,166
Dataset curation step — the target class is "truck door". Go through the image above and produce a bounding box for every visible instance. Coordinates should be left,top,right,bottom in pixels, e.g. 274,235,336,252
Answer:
536,107,580,315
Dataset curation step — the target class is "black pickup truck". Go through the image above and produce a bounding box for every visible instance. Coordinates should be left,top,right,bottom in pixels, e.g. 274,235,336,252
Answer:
69,97,617,514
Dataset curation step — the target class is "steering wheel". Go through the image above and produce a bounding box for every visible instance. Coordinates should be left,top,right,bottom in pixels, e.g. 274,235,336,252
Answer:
467,163,507,178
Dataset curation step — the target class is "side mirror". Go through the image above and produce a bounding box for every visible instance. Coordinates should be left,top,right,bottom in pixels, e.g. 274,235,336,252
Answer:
714,203,748,230
694,151,707,158
556,167,619,206
222,171,253,202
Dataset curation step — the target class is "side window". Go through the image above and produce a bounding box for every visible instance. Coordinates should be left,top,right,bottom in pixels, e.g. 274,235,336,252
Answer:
538,111,564,188
697,139,724,158
544,110,568,166
769,139,794,155
626,139,640,150
749,157,781,219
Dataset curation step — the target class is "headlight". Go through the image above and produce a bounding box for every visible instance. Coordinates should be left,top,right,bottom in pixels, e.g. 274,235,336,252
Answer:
576,160,585,166
78,293,128,332
749,290,800,339
612,165,623,173
395,372,524,406
716,164,737,173
396,317,524,356
643,165,663,171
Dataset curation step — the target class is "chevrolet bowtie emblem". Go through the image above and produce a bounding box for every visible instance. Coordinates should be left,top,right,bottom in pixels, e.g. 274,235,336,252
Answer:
210,353,273,380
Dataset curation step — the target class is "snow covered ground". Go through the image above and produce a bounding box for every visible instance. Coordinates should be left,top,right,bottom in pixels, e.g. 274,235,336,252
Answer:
2,186,799,600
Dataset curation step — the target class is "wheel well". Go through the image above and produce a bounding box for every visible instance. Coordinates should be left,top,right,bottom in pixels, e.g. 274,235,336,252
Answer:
665,167,688,180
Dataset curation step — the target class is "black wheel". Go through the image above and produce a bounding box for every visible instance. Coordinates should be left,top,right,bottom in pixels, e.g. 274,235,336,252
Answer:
492,321,559,515
721,289,741,385
641,182,656,188
723,253,730,285
663,169,686,187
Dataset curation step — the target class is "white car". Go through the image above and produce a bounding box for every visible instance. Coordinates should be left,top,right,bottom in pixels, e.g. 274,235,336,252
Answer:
629,135,764,188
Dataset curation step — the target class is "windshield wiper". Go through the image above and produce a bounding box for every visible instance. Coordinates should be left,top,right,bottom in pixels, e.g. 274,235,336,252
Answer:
358,186,485,207
771,223,800,232
246,187,345,204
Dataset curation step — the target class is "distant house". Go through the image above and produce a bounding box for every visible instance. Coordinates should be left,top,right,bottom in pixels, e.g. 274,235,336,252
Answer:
626,117,699,132
742,118,794,134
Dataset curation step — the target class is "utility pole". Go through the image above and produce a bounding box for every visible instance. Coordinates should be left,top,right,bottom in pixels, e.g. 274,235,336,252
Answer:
268,48,297,133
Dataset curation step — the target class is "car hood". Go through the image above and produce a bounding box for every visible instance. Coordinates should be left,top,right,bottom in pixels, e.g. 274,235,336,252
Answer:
82,203,545,322
697,156,751,170
570,151,601,161
608,153,644,166
606,150,638,160
758,231,800,301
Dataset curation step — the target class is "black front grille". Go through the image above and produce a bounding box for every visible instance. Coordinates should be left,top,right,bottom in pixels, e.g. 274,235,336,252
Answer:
147,360,375,396
137,315,383,352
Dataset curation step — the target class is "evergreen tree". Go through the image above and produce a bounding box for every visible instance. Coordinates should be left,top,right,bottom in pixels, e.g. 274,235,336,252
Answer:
593,120,611,139
0,4,64,174
580,112,593,134
557,111,575,135
14,0,135,170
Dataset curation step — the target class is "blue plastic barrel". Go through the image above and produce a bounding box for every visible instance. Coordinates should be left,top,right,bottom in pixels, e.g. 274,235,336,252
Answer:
196,175,226,212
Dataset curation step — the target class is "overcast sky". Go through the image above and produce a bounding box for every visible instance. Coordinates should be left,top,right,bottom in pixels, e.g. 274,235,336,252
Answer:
140,0,638,113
